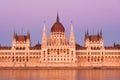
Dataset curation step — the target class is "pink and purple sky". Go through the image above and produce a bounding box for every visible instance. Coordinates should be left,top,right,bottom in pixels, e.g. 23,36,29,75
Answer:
0,0,120,46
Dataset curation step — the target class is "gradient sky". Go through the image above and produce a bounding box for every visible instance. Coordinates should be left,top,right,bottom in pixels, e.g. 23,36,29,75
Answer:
0,0,120,46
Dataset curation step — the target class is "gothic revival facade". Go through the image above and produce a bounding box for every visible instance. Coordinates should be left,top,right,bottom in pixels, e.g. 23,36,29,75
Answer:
0,15,120,67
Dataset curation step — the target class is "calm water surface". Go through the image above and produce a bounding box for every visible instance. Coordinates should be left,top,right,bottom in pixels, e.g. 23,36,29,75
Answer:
0,69,120,80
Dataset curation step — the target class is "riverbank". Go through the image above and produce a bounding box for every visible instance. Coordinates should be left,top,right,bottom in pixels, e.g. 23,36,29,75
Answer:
0,66,120,70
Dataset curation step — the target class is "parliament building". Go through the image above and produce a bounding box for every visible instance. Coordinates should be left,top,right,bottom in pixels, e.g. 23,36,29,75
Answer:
0,14,120,67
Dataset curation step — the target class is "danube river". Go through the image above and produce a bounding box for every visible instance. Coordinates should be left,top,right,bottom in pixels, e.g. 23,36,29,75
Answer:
0,69,120,80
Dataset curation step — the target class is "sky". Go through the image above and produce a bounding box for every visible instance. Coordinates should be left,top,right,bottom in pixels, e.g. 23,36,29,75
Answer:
0,0,120,46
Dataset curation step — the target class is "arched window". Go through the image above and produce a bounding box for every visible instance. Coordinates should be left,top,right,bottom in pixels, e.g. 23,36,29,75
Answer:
19,57,21,62
16,56,18,62
67,49,69,54
47,49,50,55
57,49,59,55
26,56,28,62
71,51,73,56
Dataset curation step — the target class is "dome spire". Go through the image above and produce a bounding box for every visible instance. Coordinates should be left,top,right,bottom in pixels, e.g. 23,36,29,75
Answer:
56,12,59,22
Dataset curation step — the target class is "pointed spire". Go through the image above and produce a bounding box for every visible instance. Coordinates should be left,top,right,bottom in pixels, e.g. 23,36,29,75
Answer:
99,29,103,40
98,31,99,37
13,26,16,36
13,31,17,39
85,30,89,40
43,21,46,34
14,31,16,36
42,22,47,45
100,29,102,36
56,12,59,22
114,42,116,47
27,31,30,39
85,31,87,40
85,31,88,39
13,32,17,43
27,31,30,35
70,22,75,45
87,29,89,35
85,31,87,37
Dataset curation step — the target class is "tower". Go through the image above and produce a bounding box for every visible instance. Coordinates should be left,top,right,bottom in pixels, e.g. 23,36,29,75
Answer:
69,22,75,47
84,30,104,49
41,22,47,48
12,31,31,50
69,22,76,64
100,29,102,39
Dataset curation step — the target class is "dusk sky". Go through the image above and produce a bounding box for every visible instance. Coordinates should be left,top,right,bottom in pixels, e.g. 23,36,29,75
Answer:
0,0,120,46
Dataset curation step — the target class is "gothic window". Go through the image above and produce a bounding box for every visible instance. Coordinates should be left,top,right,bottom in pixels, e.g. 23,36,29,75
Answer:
57,52,59,55
71,51,73,56
88,56,90,62
48,58,50,61
67,49,69,54
101,56,103,62
71,58,73,61
54,49,56,53
64,49,66,53
16,57,18,62
57,49,59,55
19,57,21,62
26,57,28,62
47,49,50,55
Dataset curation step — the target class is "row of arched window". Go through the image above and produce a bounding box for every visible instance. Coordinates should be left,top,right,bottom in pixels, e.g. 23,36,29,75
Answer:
77,56,120,63
47,49,69,54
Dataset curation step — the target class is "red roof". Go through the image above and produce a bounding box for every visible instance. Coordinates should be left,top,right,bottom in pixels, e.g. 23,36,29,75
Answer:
16,36,27,42
89,36,100,41
51,22,65,32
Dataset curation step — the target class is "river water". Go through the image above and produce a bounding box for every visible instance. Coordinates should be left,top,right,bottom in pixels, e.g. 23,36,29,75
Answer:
0,69,120,80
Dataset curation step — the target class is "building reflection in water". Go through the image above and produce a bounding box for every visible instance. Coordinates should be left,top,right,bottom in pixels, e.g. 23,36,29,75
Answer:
77,70,120,80
0,70,120,80
0,70,77,80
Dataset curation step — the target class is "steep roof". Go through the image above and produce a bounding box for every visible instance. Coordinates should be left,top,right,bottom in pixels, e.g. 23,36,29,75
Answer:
88,35,101,41
16,35,27,42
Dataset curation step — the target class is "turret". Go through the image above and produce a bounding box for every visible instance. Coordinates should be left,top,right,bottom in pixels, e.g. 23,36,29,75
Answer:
12,32,17,49
27,31,30,39
26,31,31,48
13,32,17,40
100,29,102,37
85,30,89,40
98,31,99,37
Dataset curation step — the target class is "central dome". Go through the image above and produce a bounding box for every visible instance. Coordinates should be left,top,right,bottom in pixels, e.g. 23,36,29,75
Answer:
51,14,65,32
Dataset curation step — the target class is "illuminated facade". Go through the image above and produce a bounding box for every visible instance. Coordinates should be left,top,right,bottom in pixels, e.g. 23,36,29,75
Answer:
0,15,120,67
